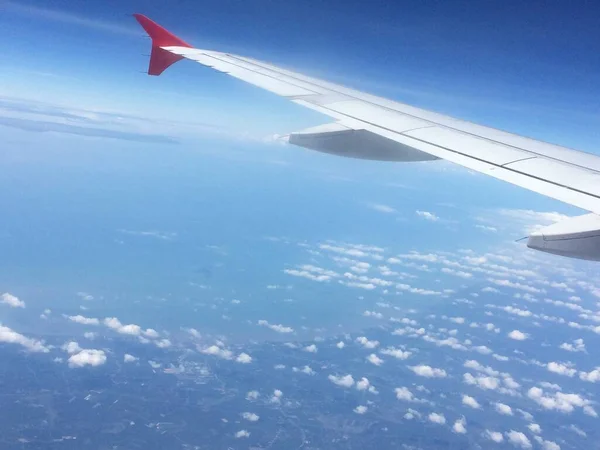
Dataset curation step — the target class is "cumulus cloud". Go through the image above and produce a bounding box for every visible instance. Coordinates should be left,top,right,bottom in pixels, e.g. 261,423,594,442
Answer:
355,377,371,391
356,336,379,349
508,330,528,341
200,345,233,360
329,374,354,388
257,319,294,333
462,394,481,409
463,373,500,390
416,210,439,221
428,412,446,424
293,365,315,375
303,344,317,353
560,338,585,353
234,430,250,438
527,386,596,415
103,317,158,339
527,423,541,434
409,365,447,378
68,349,107,368
246,390,259,400
485,430,504,443
547,362,576,377
579,367,600,383
124,354,138,363
1,293,25,308
452,416,467,434
354,405,368,414
380,347,412,360
336,341,345,349
367,353,384,366
242,412,259,422
236,353,252,364
506,430,532,449
394,387,422,402
0,325,49,352
67,315,100,325
495,403,513,415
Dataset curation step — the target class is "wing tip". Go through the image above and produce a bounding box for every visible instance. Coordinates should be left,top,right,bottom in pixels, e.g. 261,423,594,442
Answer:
133,13,191,76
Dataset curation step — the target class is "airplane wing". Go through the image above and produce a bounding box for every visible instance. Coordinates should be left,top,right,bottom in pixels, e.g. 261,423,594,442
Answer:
134,14,600,262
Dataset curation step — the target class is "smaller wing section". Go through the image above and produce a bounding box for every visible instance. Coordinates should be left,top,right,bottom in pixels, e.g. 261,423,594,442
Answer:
286,123,439,162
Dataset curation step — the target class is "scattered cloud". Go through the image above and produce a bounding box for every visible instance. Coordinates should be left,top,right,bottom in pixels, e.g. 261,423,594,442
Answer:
234,430,250,438
452,416,467,434
505,430,532,449
329,374,354,388
242,412,259,422
416,210,439,221
428,412,446,425
0,325,49,352
508,330,528,341
495,403,513,415
0,293,25,308
68,349,107,368
258,319,294,333
462,394,481,409
366,353,384,366
409,365,447,378
354,405,368,414
124,354,138,363
368,203,396,213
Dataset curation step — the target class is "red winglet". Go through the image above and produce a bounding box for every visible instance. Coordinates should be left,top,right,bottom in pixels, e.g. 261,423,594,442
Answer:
133,14,192,76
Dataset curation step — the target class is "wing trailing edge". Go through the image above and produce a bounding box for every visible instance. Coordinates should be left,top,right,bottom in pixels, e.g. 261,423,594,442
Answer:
133,14,191,76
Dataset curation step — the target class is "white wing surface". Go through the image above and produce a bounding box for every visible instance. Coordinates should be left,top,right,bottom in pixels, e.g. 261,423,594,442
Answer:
134,14,600,261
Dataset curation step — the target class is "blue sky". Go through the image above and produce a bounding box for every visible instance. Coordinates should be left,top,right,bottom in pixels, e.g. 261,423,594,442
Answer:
2,0,600,149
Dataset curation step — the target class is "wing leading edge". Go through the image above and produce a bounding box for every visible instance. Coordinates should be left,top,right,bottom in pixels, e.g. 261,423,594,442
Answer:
133,14,600,261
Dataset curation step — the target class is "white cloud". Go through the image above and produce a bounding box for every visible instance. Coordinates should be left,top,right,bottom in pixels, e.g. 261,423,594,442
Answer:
394,387,420,402
246,390,259,400
527,386,595,415
495,403,513,415
527,423,541,434
547,362,576,377
579,367,600,383
0,293,25,308
336,341,345,349
409,365,447,378
67,315,99,325
560,338,585,352
329,374,354,388
369,203,396,213
463,373,500,390
355,377,371,391
506,430,532,449
0,325,49,352
83,332,96,340
242,412,259,422
103,317,158,338
200,345,233,360
462,394,481,409
68,349,107,368
380,347,411,360
508,330,528,341
416,210,439,221
293,365,315,375
452,416,467,434
354,405,368,414
270,389,283,404
257,319,294,333
236,353,252,364
363,310,384,319
303,344,317,353
124,354,138,363
356,336,379,349
489,279,542,294
534,437,560,450
428,412,446,424
234,430,250,438
485,430,504,443
441,268,473,279
367,353,384,366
